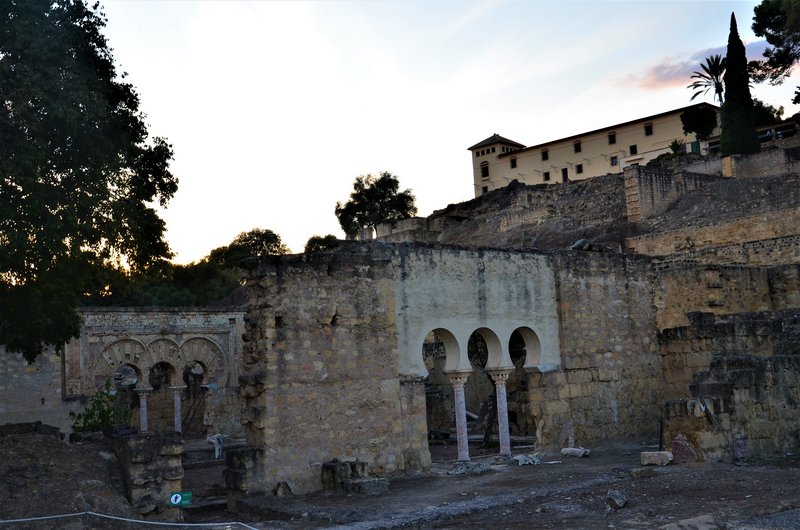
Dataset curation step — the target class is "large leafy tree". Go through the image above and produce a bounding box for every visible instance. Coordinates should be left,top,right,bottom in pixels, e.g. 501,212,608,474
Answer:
0,0,178,361
721,13,761,156
688,54,726,104
335,172,417,238
680,105,718,141
206,228,289,268
752,0,800,102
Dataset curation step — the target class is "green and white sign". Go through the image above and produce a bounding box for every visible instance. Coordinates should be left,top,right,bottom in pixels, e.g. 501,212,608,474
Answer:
168,492,192,507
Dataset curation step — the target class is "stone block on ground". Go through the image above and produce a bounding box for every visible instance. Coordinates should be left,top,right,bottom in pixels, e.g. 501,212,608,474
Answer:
512,454,541,466
344,477,389,495
641,451,673,466
606,489,629,511
560,447,590,457
447,462,492,475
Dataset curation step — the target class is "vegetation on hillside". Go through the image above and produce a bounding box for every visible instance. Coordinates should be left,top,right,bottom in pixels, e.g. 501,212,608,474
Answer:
335,172,417,238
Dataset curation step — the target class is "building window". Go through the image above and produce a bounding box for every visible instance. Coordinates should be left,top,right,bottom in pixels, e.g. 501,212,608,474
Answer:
543,171,550,181
541,149,549,161
610,155,618,167
629,144,638,155
561,167,568,181
510,158,517,169
608,132,616,145
482,186,488,194
491,147,496,153
644,123,653,136
480,161,489,178
574,141,581,153
576,163,583,174
475,151,480,158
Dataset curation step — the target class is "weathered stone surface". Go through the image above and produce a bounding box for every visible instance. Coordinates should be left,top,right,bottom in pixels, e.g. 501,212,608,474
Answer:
344,477,390,495
671,434,699,464
606,489,629,510
641,451,673,466
560,447,590,457
630,467,656,478
512,454,541,466
447,462,492,475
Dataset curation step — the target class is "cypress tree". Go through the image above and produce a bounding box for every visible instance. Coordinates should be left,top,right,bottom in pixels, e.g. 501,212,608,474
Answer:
720,12,760,155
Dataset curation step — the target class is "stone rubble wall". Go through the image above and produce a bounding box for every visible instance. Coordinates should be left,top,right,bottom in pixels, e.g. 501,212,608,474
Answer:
664,354,800,461
624,164,724,222
626,208,800,259
0,346,82,432
109,432,184,521
651,235,800,269
238,247,413,495
658,309,800,399
530,251,664,448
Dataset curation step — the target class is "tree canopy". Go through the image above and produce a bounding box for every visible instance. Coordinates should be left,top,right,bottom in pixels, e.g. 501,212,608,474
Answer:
334,172,417,238
680,105,718,141
206,228,289,268
304,235,340,253
0,0,178,361
752,0,800,102
721,13,761,155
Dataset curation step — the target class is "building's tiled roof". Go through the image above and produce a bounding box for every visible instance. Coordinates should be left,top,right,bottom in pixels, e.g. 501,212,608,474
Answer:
495,102,720,158
467,133,526,151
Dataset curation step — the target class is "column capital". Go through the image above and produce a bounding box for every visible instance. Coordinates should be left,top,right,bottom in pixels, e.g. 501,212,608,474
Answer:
488,368,514,384
169,385,187,392
445,370,472,388
135,387,154,395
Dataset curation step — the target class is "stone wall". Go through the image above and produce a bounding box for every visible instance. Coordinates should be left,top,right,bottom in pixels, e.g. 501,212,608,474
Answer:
658,309,800,399
626,209,800,259
727,136,800,178
624,164,724,222
0,307,245,436
664,354,800,462
651,235,800,269
0,346,82,432
109,432,183,521
528,251,664,448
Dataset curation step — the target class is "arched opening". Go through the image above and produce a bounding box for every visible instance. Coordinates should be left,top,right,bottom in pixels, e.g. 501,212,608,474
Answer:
508,327,543,440
113,364,140,427
467,329,502,454
181,361,208,437
147,362,176,432
422,329,456,461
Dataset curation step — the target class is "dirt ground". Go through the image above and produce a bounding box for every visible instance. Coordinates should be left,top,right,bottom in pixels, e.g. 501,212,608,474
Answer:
184,441,800,529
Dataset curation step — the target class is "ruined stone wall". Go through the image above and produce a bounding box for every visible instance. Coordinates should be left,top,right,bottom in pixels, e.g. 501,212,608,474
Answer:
238,248,413,495
727,136,800,178
0,346,82,432
527,252,664,448
658,309,800,399
651,235,800,269
655,265,774,331
624,165,724,222
626,208,800,259
664,354,800,461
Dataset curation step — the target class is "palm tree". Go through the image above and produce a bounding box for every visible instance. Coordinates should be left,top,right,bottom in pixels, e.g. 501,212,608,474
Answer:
688,54,726,104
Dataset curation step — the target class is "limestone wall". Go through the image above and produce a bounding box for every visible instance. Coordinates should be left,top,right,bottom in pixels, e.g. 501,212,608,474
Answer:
0,346,82,432
658,309,800,398
651,235,800,269
664,354,800,461
528,252,663,447
624,164,724,222
238,247,412,494
626,209,800,259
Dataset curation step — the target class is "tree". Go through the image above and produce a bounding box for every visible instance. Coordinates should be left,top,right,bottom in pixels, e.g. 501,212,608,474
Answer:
334,172,417,238
751,0,800,102
0,0,178,361
304,235,340,253
752,97,785,125
721,13,761,156
687,54,726,104
206,228,289,268
680,105,718,141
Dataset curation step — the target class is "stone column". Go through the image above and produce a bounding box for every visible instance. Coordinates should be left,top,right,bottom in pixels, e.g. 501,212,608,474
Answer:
489,369,514,457
135,388,153,433
447,372,471,462
169,385,187,434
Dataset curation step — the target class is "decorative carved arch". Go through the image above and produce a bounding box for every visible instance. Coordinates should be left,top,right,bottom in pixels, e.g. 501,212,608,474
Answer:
89,339,147,391
144,338,184,373
180,337,228,386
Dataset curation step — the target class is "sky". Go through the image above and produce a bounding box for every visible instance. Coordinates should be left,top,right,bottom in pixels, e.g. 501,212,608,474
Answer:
99,0,800,263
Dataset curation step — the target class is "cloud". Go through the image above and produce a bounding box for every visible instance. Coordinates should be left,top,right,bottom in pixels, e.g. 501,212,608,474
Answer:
630,41,770,91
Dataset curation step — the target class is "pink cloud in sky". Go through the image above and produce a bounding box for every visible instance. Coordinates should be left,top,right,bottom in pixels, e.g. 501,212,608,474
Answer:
631,41,769,91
